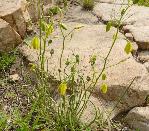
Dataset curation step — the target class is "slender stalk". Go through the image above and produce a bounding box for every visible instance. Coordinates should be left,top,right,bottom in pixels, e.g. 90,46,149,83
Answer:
38,0,42,64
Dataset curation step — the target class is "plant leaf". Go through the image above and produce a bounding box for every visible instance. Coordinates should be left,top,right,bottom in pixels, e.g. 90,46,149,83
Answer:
59,23,67,30
133,0,140,4
102,73,107,80
101,83,108,94
49,6,61,15
113,33,117,40
124,41,133,54
46,24,54,37
75,54,80,64
89,55,96,66
106,21,112,32
40,20,46,32
29,63,36,72
121,8,126,16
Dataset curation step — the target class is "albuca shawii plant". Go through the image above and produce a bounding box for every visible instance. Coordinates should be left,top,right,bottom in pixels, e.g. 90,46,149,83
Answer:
0,0,139,130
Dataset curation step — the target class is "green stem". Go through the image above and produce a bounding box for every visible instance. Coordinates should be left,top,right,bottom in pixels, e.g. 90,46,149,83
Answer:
38,0,42,64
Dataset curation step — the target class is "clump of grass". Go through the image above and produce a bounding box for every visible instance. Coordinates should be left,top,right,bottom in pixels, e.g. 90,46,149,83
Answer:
133,0,149,6
0,52,16,71
82,0,94,10
49,6,61,15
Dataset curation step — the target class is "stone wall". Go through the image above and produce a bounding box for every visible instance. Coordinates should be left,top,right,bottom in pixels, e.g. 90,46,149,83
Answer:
0,0,52,52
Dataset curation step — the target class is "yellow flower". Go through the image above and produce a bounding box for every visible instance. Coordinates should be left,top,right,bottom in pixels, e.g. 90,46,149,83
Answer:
58,82,67,96
100,83,108,94
31,36,40,50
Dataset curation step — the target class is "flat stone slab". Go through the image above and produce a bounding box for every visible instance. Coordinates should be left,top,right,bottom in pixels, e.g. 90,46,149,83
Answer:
19,22,149,115
125,106,149,131
93,3,149,26
0,0,28,37
123,25,149,50
144,62,149,72
27,0,53,22
64,6,100,25
95,0,130,5
94,3,149,50
0,0,21,16
138,51,149,63
0,19,22,52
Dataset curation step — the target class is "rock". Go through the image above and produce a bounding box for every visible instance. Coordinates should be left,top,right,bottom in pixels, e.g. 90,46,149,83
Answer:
93,3,149,50
18,44,39,63
138,51,149,63
0,19,22,52
21,0,31,23
125,33,133,41
9,74,20,81
27,0,53,22
43,0,53,5
124,106,149,131
93,3,121,23
65,6,99,25
93,3,149,26
27,0,39,22
81,95,117,129
19,22,149,116
95,0,130,5
81,96,105,125
144,62,149,72
82,95,122,122
132,42,138,56
0,0,28,38
123,26,149,50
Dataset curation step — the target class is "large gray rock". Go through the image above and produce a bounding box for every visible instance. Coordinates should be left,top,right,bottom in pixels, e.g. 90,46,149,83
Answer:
65,6,99,25
93,3,149,26
93,3,125,24
93,3,149,50
0,19,22,52
27,0,39,22
123,26,149,50
95,0,130,5
125,106,149,131
144,62,149,72
19,23,149,116
138,51,149,63
81,95,117,128
0,0,29,38
27,0,53,22
82,95,122,122
43,0,53,5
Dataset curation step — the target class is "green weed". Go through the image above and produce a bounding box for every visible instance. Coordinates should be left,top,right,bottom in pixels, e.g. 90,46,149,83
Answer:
82,0,94,10
133,0,149,6
0,52,16,71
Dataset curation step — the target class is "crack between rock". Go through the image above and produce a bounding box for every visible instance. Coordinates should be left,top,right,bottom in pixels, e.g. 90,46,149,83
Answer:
99,2,129,6
91,11,106,24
